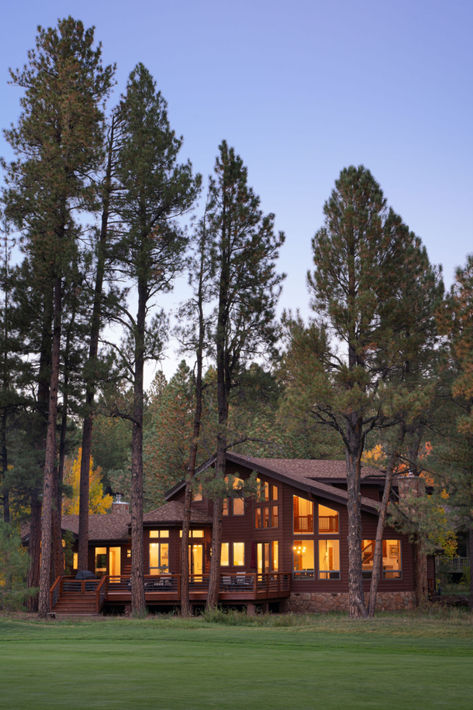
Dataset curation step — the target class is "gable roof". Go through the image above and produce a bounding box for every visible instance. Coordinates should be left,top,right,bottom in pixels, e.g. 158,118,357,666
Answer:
166,452,381,514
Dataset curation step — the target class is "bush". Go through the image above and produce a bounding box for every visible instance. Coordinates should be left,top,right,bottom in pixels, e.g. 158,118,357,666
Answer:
0,521,36,610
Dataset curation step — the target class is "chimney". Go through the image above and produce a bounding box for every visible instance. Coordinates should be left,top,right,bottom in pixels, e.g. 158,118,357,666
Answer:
397,472,426,500
111,494,129,515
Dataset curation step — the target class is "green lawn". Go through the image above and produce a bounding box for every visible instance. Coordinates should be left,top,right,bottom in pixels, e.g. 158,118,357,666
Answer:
0,612,472,710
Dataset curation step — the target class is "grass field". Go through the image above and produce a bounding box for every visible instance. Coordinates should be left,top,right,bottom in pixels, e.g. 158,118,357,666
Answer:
0,610,472,710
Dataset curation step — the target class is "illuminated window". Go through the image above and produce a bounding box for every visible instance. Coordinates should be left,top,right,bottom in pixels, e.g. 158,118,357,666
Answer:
149,529,169,538
95,547,107,576
318,504,339,533
255,480,279,528
293,496,313,533
109,547,121,577
149,542,169,573
179,529,204,538
318,539,340,579
232,542,245,567
221,542,229,566
383,540,402,579
257,541,279,574
362,540,375,578
73,552,78,570
293,540,314,578
362,539,402,579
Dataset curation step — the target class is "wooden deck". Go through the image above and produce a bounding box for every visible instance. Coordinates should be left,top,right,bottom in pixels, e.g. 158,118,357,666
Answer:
50,572,291,613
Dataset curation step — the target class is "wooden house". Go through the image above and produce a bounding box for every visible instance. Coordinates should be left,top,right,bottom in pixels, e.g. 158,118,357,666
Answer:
49,452,430,614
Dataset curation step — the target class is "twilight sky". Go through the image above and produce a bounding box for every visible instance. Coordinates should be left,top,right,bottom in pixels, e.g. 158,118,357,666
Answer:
1,0,472,376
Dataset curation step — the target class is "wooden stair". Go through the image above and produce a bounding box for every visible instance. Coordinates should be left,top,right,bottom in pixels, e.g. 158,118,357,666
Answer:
53,590,98,616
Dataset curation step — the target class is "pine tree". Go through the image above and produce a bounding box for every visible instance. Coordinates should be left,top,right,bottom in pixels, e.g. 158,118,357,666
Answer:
3,17,114,617
204,141,285,609
303,165,439,617
111,64,200,615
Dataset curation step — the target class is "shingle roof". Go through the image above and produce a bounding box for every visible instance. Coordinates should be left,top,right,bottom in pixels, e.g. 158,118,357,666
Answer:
143,501,212,525
165,452,381,514
224,453,380,513
60,511,131,542
228,454,381,481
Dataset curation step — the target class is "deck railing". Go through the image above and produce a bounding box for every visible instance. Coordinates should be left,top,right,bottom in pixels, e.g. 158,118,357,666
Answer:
50,576,62,610
51,571,291,607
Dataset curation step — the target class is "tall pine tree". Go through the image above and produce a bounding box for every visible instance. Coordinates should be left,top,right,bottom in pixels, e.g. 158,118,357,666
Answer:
112,64,200,615
204,141,285,609
3,17,114,616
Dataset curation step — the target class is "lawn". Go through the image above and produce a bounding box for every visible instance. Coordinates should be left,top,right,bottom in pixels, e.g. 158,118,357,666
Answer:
0,611,472,710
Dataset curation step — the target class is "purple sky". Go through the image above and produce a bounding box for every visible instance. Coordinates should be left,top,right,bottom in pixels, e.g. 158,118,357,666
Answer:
1,0,472,377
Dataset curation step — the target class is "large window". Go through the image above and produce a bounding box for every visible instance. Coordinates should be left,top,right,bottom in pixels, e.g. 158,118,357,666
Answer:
362,539,402,579
221,542,229,566
293,495,313,533
293,540,314,578
255,479,279,528
220,541,245,567
318,504,339,533
383,540,402,579
233,542,245,567
257,541,279,574
149,539,169,574
318,539,340,579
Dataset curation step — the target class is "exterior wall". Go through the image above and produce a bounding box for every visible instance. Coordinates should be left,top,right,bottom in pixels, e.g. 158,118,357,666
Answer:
216,462,417,596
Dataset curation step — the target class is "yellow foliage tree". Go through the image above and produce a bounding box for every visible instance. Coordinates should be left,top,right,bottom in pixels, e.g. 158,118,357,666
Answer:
62,448,113,515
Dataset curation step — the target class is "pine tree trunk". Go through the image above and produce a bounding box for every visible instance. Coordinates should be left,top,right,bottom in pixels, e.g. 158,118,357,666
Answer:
180,240,205,617
28,301,52,610
368,432,404,617
206,423,226,609
78,122,114,571
415,539,428,606
130,279,146,616
38,276,62,618
346,421,367,618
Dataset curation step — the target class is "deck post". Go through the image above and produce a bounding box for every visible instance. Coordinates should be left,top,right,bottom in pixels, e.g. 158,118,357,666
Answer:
247,602,256,616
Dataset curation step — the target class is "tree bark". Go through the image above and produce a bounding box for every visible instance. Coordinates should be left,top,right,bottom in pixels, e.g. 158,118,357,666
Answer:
38,276,62,618
368,430,405,616
130,278,146,616
415,538,428,606
346,440,367,618
78,120,115,571
180,234,206,617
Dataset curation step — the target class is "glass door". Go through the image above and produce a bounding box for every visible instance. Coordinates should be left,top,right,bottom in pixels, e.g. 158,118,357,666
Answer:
188,543,204,578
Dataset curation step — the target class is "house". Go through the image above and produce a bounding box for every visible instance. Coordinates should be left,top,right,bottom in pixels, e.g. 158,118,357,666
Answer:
49,452,431,614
